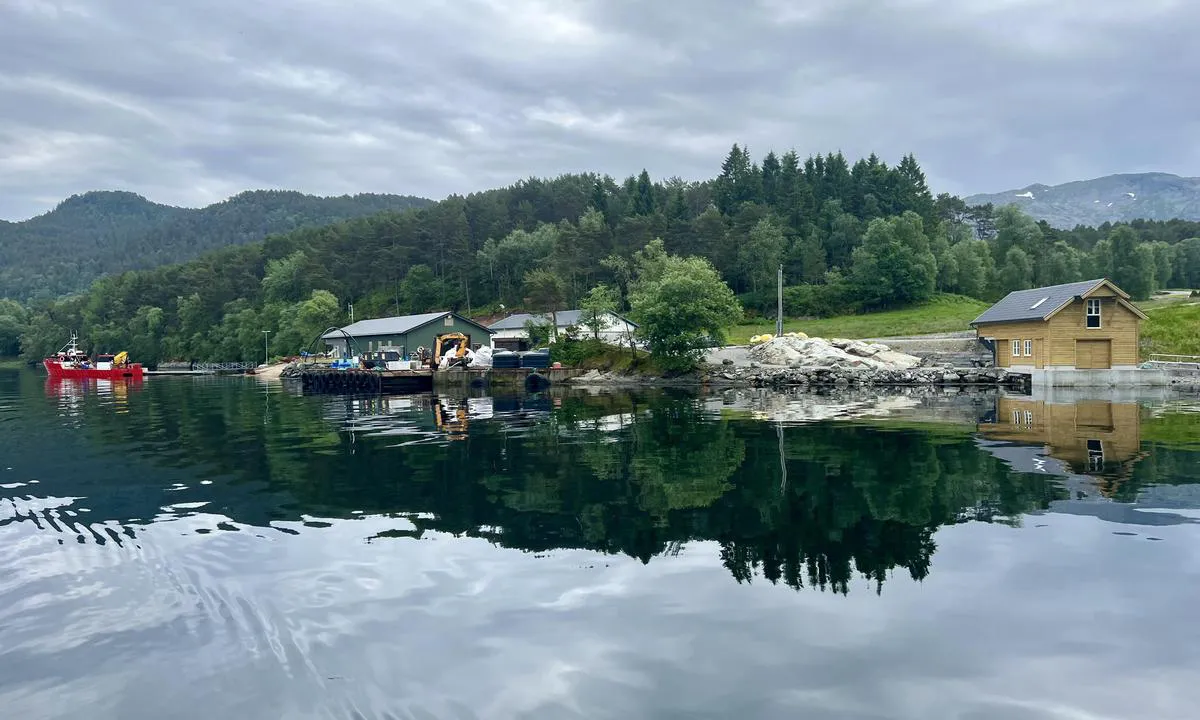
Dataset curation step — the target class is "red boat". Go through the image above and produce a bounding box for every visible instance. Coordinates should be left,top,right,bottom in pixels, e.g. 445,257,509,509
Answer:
43,333,144,380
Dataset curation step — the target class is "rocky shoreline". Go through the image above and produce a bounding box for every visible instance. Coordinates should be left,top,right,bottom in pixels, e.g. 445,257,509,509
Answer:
569,363,1022,389
700,364,1021,388
572,335,1025,389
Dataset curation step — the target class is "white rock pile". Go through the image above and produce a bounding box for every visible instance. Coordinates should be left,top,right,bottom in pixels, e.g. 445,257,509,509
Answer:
748,336,921,370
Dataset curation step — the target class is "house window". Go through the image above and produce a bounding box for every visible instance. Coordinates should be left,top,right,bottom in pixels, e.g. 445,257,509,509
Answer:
1011,339,1021,357
1086,299,1101,328
1011,409,1020,425
1024,410,1033,426
1024,339,1033,357
1087,439,1104,472
444,316,454,327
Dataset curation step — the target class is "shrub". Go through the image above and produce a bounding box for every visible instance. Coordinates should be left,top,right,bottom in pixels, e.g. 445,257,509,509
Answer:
549,337,610,366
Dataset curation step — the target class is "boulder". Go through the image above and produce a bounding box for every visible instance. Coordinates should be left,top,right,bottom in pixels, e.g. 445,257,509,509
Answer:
844,340,881,357
748,335,921,372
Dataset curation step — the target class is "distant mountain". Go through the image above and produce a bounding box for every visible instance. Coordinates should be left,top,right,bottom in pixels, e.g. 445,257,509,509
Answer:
965,173,1200,229
0,190,432,301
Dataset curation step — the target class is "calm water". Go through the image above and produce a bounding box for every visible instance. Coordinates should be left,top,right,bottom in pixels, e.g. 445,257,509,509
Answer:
2,369,1199,719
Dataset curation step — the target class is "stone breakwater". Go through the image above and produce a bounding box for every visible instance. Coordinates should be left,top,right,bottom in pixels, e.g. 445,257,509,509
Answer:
688,335,1022,389
702,364,1020,389
568,364,1022,389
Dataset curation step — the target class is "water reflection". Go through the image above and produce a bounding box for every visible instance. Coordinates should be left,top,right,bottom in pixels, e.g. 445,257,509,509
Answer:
4,371,1200,718
0,379,1064,594
978,395,1144,489
44,376,144,418
5,376,1199,594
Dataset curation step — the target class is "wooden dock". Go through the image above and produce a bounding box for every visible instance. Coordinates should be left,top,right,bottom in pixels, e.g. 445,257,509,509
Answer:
297,366,586,395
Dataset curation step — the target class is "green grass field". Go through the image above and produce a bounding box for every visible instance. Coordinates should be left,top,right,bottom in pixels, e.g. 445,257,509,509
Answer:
1142,303,1200,359
728,294,991,342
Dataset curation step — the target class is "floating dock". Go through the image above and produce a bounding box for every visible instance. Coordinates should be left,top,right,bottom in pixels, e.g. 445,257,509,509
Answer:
297,366,586,395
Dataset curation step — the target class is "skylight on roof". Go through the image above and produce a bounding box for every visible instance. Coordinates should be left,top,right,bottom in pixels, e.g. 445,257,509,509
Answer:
1030,297,1049,310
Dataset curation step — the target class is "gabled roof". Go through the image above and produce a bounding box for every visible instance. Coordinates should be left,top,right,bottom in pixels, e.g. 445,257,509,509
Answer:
488,309,637,330
321,312,494,340
971,279,1144,326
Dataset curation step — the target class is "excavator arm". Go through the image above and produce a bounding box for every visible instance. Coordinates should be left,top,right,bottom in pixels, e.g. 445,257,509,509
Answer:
433,333,470,364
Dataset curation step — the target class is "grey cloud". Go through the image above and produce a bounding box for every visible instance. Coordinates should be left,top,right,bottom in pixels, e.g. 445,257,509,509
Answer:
1,0,1197,219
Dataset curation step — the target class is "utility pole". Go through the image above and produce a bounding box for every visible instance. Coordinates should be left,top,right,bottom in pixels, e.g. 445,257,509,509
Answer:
776,263,784,337
262,330,271,366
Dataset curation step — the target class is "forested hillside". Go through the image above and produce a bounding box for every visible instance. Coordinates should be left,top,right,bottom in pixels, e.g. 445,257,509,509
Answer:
12,146,1200,365
0,190,431,301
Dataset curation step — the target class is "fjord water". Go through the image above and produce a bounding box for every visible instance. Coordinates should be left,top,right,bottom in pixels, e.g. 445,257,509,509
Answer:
2,370,1199,719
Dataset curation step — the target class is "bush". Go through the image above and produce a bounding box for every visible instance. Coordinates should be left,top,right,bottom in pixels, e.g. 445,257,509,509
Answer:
782,282,859,318
549,336,611,366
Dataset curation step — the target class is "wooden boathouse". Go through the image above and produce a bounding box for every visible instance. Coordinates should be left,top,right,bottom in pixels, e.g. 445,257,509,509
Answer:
970,278,1161,387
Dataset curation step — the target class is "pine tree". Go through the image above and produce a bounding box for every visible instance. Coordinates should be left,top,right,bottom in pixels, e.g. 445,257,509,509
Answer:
632,170,656,216
761,151,782,207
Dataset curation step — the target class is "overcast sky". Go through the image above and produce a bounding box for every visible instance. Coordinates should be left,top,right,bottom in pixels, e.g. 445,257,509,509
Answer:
1,0,1196,220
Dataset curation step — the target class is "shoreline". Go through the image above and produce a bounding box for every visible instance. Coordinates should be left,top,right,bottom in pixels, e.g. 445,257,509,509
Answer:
567,363,1024,390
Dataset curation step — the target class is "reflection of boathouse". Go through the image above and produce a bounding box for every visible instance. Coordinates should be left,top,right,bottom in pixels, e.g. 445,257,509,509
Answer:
977,395,1144,498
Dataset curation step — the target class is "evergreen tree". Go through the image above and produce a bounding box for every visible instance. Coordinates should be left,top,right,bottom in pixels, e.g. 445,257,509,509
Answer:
631,170,656,216
761,151,782,207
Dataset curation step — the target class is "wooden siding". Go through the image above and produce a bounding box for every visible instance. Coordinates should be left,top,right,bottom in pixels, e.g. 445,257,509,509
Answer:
972,320,1046,369
1075,339,1112,369
1045,297,1139,366
976,296,1141,368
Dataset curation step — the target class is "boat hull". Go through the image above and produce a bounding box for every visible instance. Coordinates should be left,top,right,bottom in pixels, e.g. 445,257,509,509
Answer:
44,360,144,380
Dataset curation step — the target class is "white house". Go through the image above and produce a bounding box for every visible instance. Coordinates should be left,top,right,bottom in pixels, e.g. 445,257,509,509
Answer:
488,309,638,351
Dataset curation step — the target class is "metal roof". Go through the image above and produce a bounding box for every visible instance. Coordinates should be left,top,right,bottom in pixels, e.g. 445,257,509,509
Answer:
321,312,493,340
971,279,1109,326
488,309,637,330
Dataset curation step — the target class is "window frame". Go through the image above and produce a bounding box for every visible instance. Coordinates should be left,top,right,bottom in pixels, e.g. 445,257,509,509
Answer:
1011,339,1021,358
1024,339,1033,357
1086,298,1102,329
1087,439,1104,471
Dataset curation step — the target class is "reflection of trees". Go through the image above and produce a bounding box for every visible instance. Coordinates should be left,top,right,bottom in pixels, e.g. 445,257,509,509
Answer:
21,376,1111,594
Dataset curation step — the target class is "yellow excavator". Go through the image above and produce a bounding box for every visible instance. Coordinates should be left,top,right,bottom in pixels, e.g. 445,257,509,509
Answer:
432,332,471,368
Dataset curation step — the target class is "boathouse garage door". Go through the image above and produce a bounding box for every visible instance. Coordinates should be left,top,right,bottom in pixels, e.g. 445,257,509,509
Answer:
1075,339,1112,369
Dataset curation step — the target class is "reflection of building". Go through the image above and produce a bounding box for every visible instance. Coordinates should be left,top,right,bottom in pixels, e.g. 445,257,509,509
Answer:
977,395,1144,497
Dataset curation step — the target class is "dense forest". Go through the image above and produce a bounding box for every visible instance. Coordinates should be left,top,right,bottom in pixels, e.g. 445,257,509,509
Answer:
9,145,1200,363
0,189,431,302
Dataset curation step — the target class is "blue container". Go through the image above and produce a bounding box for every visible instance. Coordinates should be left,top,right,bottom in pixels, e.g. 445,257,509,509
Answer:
520,350,551,369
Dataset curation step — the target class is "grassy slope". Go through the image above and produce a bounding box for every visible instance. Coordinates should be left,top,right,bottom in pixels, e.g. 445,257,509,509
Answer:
1142,303,1200,358
728,294,991,342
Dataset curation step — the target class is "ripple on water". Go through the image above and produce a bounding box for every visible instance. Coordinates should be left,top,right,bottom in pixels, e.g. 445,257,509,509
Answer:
4,373,1200,718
